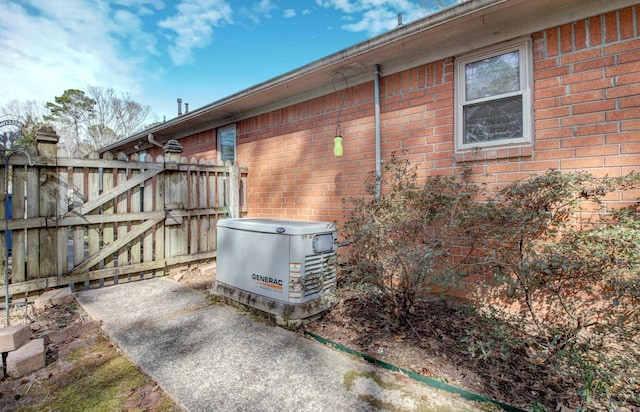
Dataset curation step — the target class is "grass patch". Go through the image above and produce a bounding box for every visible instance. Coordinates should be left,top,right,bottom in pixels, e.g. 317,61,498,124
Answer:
343,370,404,391
18,335,177,412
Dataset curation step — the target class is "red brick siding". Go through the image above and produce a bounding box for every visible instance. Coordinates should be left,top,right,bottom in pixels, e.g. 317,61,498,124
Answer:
145,130,216,160
532,6,640,209
232,58,457,222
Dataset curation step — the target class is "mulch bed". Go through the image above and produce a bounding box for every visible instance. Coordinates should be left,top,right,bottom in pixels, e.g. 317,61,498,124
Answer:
304,289,579,411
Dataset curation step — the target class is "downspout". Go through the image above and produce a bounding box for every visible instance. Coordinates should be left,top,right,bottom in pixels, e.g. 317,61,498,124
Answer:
147,133,164,149
374,64,382,199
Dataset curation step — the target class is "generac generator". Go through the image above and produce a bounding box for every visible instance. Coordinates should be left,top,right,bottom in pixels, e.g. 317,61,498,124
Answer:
211,218,337,324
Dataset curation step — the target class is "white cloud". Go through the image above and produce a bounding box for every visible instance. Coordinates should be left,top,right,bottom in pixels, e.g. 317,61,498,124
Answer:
315,0,429,35
283,9,296,18
112,0,165,8
113,9,159,55
302,9,313,15
0,1,146,107
315,0,358,13
158,0,233,65
237,0,278,29
341,8,398,35
252,0,277,16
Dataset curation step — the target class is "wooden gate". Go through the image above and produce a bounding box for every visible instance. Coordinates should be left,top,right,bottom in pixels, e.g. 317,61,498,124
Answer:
0,129,247,302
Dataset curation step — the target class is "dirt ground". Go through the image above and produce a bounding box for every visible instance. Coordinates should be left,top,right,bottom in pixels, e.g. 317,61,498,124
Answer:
0,300,178,411
0,265,636,411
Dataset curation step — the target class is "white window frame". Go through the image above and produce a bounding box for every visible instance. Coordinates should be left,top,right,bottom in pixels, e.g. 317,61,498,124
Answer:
455,39,533,152
217,123,236,163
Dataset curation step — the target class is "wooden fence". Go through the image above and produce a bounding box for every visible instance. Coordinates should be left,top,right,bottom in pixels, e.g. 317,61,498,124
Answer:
0,128,247,302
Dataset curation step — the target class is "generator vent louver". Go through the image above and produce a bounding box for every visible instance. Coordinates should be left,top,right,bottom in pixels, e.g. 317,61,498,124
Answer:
303,251,337,299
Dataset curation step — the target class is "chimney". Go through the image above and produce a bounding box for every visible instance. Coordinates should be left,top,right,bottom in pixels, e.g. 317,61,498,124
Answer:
397,13,403,27
177,98,183,116
185,103,189,114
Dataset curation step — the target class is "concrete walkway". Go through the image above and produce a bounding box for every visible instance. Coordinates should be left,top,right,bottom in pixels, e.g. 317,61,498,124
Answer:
75,277,485,412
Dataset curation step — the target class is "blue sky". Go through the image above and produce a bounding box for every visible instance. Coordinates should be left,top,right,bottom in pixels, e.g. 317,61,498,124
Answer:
1,0,461,123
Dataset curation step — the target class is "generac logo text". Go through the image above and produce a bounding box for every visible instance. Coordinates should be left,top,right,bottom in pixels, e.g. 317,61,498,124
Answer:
252,274,283,290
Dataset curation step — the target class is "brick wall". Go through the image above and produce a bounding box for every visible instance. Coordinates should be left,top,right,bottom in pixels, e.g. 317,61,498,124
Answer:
531,6,640,208
229,57,457,223
174,5,639,223
234,81,372,222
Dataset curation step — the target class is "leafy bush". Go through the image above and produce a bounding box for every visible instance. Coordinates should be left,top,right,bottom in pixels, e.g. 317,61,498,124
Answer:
481,170,640,409
341,158,640,409
341,154,482,316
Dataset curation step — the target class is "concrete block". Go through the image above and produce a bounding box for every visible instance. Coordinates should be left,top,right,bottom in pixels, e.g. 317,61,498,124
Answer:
34,287,75,311
0,323,31,352
199,262,216,277
6,338,46,378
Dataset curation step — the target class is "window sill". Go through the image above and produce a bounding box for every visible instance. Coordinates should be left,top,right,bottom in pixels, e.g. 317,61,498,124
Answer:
454,145,532,163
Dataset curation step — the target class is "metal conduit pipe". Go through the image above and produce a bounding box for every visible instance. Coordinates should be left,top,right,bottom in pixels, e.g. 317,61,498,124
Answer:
374,64,382,199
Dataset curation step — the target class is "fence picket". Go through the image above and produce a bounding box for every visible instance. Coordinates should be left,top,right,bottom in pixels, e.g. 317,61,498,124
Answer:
25,154,39,280
154,154,165,278
130,153,142,275
56,165,69,276
37,134,58,278
208,161,218,251
116,160,129,272
142,155,155,280
12,164,26,283
189,158,199,254
71,162,85,269
165,150,186,258
102,152,115,273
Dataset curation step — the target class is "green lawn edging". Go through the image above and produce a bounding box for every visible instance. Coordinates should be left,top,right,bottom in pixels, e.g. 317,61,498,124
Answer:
303,330,527,412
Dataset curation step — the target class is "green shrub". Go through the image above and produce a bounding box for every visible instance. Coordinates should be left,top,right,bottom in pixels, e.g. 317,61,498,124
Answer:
481,170,640,409
341,157,640,409
341,154,482,316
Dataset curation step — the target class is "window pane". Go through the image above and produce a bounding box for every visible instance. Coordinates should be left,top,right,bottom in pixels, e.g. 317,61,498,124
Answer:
219,127,235,163
463,96,523,144
465,51,520,101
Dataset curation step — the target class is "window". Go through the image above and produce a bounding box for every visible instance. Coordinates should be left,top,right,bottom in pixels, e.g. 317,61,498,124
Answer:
217,124,236,163
456,40,532,151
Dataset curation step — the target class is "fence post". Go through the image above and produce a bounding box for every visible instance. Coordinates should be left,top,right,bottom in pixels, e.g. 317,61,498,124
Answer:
0,150,5,293
228,162,240,219
163,140,187,259
36,127,60,278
